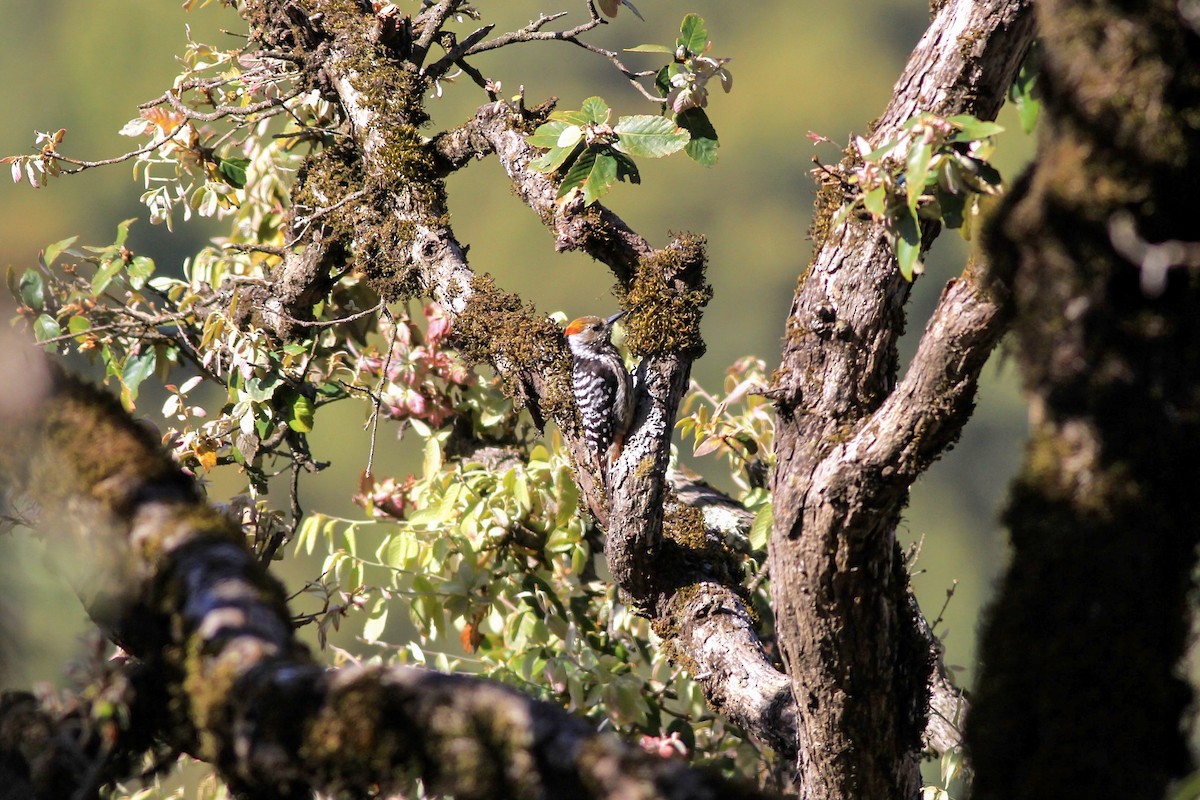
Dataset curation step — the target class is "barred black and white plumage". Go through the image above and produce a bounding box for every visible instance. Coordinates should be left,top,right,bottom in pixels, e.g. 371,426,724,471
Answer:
564,312,634,472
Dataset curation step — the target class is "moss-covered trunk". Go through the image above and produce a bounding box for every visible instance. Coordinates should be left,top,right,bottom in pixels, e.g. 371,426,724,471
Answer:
966,2,1200,797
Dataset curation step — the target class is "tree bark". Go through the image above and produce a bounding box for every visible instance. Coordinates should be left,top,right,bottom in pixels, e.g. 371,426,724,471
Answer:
767,0,1034,796
965,2,1200,797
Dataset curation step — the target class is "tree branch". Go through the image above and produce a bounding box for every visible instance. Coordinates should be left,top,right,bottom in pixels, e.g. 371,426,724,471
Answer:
767,0,1034,795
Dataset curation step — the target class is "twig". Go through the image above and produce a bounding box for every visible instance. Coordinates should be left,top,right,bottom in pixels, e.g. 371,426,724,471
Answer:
412,0,461,68
365,306,399,478
48,121,190,173
162,86,304,123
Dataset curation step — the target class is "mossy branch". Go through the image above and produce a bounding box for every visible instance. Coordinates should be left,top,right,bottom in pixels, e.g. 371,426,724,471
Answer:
0,366,773,800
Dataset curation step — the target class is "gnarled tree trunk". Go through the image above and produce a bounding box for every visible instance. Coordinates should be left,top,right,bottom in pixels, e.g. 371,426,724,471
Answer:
966,2,1200,797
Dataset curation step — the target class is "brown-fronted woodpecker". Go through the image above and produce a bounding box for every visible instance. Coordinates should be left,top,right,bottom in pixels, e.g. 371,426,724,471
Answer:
564,312,634,472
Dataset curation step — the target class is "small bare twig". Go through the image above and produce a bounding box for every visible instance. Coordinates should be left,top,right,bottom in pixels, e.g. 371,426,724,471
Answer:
162,86,304,123
46,121,190,174
437,10,662,103
412,0,462,67
365,306,399,478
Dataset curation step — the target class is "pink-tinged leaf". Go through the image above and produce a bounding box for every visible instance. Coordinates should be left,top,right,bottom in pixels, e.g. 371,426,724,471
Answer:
10,158,22,184
693,435,724,458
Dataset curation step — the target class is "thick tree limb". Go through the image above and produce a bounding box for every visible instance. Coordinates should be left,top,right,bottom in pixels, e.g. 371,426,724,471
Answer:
767,0,1034,796
0,369,771,800
966,1,1200,797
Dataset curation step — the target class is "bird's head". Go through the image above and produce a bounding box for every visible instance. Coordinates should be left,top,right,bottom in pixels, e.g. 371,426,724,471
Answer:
564,312,624,349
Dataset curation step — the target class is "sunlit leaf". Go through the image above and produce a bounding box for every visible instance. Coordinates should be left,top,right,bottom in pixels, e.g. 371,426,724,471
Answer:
40,235,78,269
580,96,610,124
121,348,158,406
91,257,124,297
33,313,60,344
613,115,689,158
894,209,923,280
905,138,932,208
678,13,709,55
530,142,581,174
749,503,773,551
362,598,389,644
217,156,250,188
127,255,155,290
946,114,1005,141
526,119,572,149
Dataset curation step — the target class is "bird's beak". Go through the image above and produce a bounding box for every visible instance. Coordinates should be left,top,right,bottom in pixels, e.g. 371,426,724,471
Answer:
606,311,626,326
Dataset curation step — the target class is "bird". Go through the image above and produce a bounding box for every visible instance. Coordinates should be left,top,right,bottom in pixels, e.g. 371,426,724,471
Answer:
563,312,634,476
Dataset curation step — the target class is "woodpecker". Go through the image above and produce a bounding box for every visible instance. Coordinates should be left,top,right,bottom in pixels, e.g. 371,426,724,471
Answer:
564,312,634,473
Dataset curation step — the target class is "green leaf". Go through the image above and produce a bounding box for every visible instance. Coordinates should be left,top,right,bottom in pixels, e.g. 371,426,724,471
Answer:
362,598,389,644
654,64,672,97
245,373,281,402
863,185,888,219
17,269,44,311
114,217,136,248
579,96,610,124
1014,92,1040,134
550,108,593,125
40,235,78,269
894,210,922,281
678,13,708,55
92,257,124,297
559,149,619,205
33,313,60,343
526,119,572,149
121,348,157,405
68,315,91,336
625,43,674,53
905,139,933,208
554,469,580,528
127,255,155,290
613,115,689,158
946,114,1005,141
217,156,250,188
863,138,902,162
555,149,593,200
287,394,315,432
749,502,772,552
677,108,719,165
529,142,581,174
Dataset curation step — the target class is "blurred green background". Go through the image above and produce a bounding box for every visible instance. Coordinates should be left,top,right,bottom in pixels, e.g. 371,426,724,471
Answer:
0,0,1029,704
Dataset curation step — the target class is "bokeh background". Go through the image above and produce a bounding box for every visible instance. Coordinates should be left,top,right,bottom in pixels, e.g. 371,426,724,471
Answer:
0,0,1030,709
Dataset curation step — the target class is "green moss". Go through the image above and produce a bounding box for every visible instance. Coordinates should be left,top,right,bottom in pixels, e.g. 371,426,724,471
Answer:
957,28,983,60
623,233,712,359
455,276,573,426
30,378,192,516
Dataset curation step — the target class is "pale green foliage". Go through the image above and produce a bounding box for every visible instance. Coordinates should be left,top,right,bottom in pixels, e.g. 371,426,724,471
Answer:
823,113,1006,279
296,400,773,777
676,356,775,496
